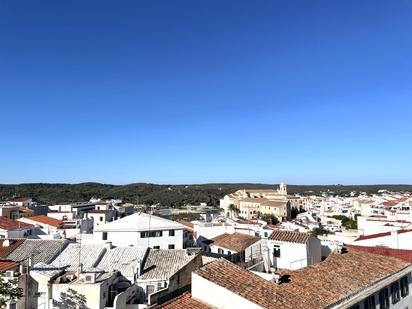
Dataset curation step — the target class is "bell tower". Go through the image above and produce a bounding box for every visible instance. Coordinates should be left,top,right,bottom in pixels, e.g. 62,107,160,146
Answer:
279,183,287,195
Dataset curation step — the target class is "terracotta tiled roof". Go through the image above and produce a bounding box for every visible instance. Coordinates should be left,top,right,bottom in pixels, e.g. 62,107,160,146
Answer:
178,220,194,229
348,245,412,263
210,233,260,252
13,197,31,202
0,216,33,231
354,229,412,242
268,230,311,244
0,258,19,271
195,248,411,309
210,233,230,242
23,215,63,228
195,258,282,308
261,200,287,207
239,197,268,203
160,292,212,309
0,239,25,258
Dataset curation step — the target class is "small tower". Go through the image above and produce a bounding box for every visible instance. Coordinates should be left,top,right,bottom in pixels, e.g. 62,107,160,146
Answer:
279,183,287,196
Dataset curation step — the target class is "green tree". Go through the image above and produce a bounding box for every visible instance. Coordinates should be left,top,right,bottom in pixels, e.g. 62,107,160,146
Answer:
0,273,23,307
228,204,238,218
331,215,358,229
291,206,305,219
310,226,332,237
53,288,90,309
257,212,279,225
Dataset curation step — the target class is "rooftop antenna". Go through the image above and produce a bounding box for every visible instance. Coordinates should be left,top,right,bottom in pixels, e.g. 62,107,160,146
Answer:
78,227,82,274
147,207,152,249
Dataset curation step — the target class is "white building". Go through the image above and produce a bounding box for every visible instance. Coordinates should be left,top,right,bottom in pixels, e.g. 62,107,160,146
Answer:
357,215,411,236
18,215,64,235
353,228,412,250
266,230,321,270
87,210,116,228
219,183,290,219
203,232,262,265
30,265,138,309
10,197,33,207
94,213,185,249
192,221,236,247
0,216,36,238
48,202,95,218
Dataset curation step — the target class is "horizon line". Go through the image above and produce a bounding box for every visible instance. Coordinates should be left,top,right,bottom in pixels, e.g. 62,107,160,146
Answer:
1,182,412,187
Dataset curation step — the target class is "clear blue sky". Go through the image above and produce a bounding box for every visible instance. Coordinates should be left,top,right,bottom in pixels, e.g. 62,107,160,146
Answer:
1,1,411,185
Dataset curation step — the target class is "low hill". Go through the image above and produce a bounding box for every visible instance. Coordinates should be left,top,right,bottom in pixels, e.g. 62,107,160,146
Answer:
0,183,411,207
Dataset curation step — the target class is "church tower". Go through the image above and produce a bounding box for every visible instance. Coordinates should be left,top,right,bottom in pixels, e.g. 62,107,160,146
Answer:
279,183,287,196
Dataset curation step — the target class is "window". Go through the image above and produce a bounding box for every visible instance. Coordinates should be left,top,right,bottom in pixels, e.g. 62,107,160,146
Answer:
401,276,409,297
168,244,175,249
273,245,281,258
349,305,360,309
153,246,160,249
102,232,107,240
146,285,155,296
100,216,103,222
169,230,175,236
141,230,163,238
391,281,400,304
218,248,224,254
364,295,375,309
228,251,232,256
379,288,390,309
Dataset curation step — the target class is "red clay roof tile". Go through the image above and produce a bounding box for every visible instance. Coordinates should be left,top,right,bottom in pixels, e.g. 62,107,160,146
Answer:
160,292,211,309
268,230,311,244
0,239,25,258
195,248,411,309
23,215,63,228
0,216,33,231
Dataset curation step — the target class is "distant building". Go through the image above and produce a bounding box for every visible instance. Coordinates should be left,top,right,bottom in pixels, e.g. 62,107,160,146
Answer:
238,198,290,222
87,209,116,228
220,183,299,221
94,212,185,249
11,197,33,207
0,205,19,219
353,229,412,250
18,215,64,234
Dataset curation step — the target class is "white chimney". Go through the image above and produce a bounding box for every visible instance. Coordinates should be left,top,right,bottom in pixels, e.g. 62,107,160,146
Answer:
391,230,399,249
28,254,34,270
77,263,83,276
273,273,282,285
104,241,113,250
3,239,14,247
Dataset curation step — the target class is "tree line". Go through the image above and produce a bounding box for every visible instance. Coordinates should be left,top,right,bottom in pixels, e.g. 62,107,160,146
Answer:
0,182,411,207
